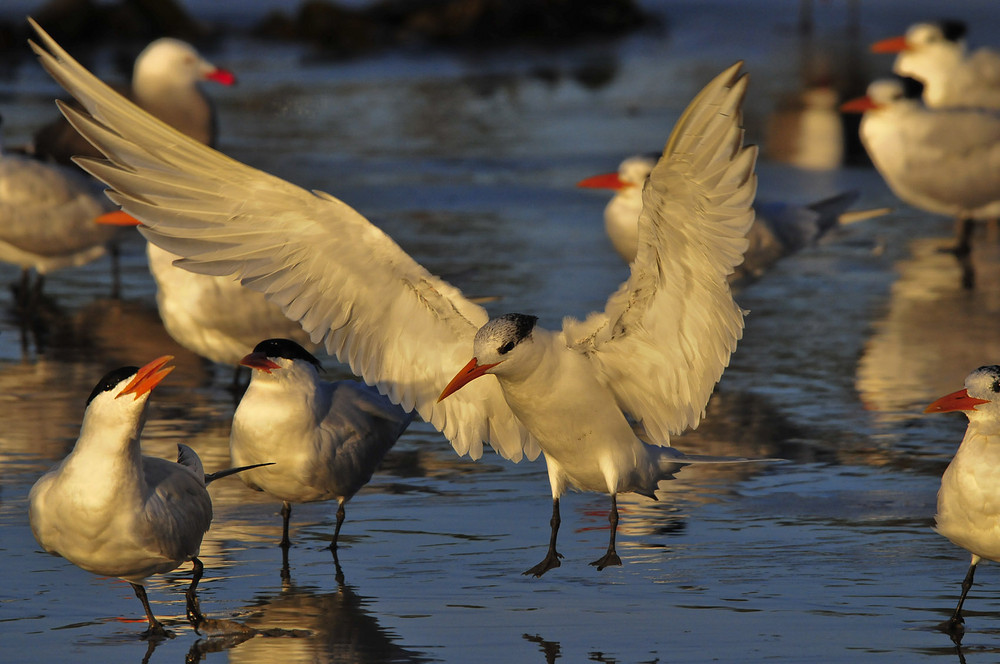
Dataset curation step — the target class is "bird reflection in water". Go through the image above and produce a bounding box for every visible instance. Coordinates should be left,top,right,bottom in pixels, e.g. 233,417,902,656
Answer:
222,555,431,664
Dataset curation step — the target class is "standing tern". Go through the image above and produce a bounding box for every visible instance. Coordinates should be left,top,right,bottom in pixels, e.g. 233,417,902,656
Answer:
0,127,116,303
925,365,1000,638
30,22,761,575
578,153,858,278
232,338,414,551
28,356,268,637
871,20,1000,110
841,77,1000,287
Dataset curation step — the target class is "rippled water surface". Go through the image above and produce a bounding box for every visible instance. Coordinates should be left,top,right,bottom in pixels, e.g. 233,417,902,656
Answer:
4,1,1000,662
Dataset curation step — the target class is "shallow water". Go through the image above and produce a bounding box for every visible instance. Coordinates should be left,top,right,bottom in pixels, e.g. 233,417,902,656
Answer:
4,1,1000,662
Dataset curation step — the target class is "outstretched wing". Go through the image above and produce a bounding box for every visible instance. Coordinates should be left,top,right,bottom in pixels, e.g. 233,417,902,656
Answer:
29,19,538,462
562,63,757,445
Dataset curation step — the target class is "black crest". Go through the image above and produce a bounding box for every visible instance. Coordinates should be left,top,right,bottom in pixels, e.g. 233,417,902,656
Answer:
87,366,139,406
497,313,538,354
938,19,967,43
976,365,1000,393
252,338,322,369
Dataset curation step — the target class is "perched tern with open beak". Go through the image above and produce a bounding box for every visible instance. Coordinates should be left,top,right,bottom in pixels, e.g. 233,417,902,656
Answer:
233,338,414,551
841,77,1000,286
28,356,268,637
578,154,858,279
30,22,762,576
925,365,1000,638
871,20,1000,110
33,35,235,165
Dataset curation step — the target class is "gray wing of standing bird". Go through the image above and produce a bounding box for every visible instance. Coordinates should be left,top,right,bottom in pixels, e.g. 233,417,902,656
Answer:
30,21,766,577
232,338,415,551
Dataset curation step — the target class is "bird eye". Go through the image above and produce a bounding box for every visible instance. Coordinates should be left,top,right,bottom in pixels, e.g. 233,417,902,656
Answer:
498,341,515,355
992,379,1000,393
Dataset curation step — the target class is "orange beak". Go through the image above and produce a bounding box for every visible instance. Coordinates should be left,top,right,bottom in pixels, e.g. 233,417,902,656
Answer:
438,357,500,402
870,35,909,54
206,68,236,86
924,388,990,414
118,356,175,401
839,96,879,113
95,210,140,226
577,172,628,190
240,351,281,373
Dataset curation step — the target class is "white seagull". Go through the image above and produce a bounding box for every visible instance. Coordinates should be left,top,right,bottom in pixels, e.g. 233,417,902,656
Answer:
871,20,1000,110
98,210,316,369
841,77,1000,285
31,22,761,576
33,35,235,165
28,356,267,637
578,154,858,278
925,365,1000,637
232,338,414,551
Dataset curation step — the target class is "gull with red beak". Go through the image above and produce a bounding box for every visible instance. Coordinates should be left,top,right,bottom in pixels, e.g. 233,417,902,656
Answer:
33,35,236,165
925,365,1000,639
871,20,1000,110
28,356,268,638
30,22,763,577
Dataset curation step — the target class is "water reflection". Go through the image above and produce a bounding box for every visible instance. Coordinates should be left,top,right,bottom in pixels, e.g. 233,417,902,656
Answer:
228,558,431,664
857,232,1000,424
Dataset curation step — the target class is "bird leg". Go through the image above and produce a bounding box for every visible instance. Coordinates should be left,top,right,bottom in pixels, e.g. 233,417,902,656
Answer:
590,494,623,570
185,557,206,631
280,501,293,548
951,217,975,290
130,582,171,639
330,500,346,550
523,498,563,577
945,561,978,637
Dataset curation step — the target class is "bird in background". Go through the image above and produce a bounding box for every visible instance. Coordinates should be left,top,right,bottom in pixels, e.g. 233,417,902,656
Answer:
925,365,1000,642
0,117,117,307
31,22,768,577
871,20,1000,110
98,210,317,374
76,44,314,374
7,35,235,305
28,355,270,638
232,338,414,552
578,153,860,280
841,77,1000,288
32,35,235,165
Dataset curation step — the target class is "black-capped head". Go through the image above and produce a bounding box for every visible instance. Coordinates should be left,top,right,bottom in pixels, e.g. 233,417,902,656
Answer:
87,366,139,406
250,338,321,370
937,19,967,43
472,313,538,363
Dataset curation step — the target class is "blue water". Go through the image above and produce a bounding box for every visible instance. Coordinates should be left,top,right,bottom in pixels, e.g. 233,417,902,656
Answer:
3,1,1000,662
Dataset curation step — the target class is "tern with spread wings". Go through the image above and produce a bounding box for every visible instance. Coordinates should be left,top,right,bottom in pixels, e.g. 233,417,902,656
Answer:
31,20,760,576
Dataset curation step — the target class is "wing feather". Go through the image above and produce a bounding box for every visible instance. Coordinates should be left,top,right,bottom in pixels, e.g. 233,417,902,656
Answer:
562,63,757,446
29,19,539,462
